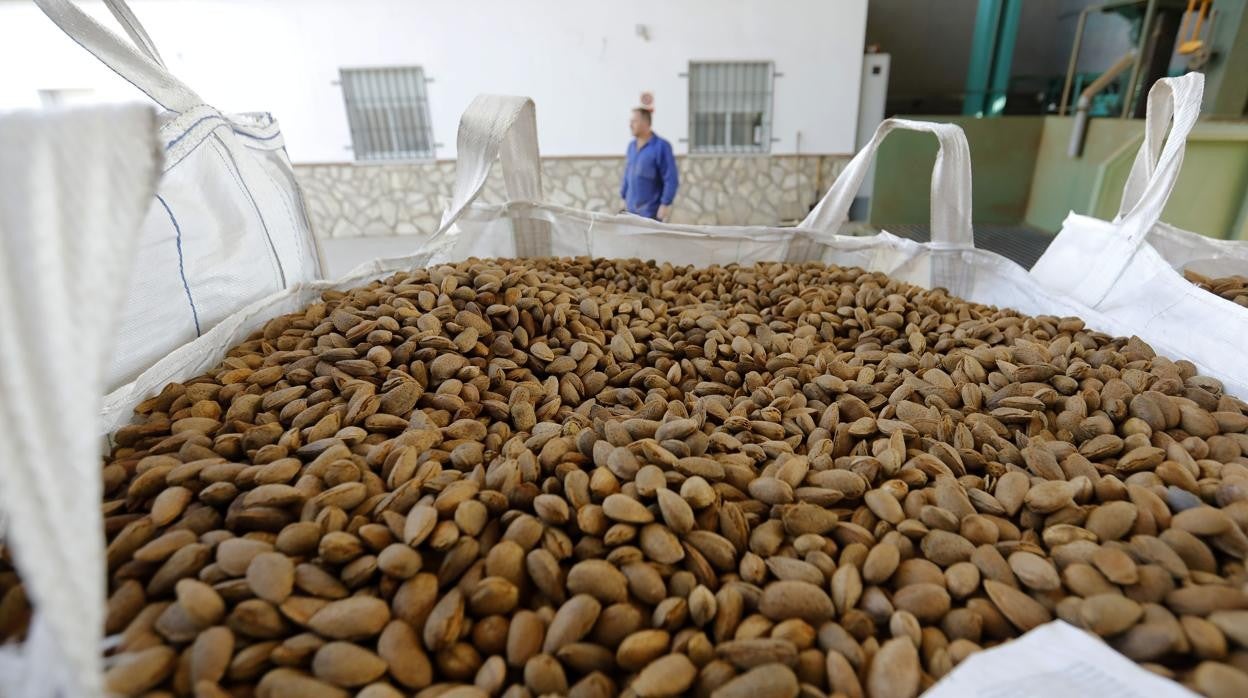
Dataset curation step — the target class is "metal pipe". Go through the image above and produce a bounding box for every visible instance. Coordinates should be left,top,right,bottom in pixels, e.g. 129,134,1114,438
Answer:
986,0,1023,116
1059,7,1092,115
1121,0,1158,117
964,0,1005,116
1191,0,1210,43
1059,0,1155,116
1069,49,1138,158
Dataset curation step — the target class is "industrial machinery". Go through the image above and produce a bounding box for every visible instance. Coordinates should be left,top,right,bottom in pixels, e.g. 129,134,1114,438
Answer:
963,0,1247,121
876,0,1248,243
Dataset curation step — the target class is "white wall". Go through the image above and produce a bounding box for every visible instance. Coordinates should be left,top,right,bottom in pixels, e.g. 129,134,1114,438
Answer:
0,0,867,162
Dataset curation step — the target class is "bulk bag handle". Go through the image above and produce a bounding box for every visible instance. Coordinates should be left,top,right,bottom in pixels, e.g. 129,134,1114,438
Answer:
34,0,203,113
99,0,166,67
1117,73,1205,222
437,95,543,235
801,119,975,297
801,119,975,251
1063,74,1204,305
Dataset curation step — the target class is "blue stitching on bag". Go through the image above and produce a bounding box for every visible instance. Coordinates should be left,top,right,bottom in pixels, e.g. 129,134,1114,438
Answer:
162,124,227,172
164,115,219,152
165,115,283,158
155,194,202,336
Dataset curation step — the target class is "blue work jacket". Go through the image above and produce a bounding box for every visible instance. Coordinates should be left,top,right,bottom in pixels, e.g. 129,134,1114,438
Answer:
621,134,679,219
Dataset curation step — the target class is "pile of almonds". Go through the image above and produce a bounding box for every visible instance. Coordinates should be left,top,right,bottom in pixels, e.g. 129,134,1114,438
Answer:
3,257,1248,698
1183,270,1248,307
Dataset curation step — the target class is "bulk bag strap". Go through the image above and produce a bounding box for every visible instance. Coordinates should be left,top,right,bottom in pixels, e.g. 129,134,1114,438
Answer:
35,0,203,113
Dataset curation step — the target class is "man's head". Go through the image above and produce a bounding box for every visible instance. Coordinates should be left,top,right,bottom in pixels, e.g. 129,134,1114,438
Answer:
630,107,652,138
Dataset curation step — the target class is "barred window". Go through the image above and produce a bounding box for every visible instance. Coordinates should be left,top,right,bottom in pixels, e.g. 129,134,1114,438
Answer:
688,61,774,154
339,67,434,161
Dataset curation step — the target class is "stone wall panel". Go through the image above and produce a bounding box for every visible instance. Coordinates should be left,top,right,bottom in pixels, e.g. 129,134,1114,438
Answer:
296,154,849,238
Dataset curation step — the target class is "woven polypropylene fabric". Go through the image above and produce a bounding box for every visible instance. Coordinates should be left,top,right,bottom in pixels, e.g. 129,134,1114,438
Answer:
35,0,324,396
1032,74,1248,399
0,104,160,698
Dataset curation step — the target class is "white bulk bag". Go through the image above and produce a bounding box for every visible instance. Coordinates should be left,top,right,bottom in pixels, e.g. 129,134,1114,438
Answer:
414,96,1113,324
35,0,323,394
85,94,1158,697
927,621,1198,697
1031,73,1248,398
81,95,1220,697
1116,73,1248,279
0,104,160,698
104,95,1115,431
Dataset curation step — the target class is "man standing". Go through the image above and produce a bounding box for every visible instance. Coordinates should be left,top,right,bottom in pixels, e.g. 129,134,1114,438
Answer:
621,107,678,221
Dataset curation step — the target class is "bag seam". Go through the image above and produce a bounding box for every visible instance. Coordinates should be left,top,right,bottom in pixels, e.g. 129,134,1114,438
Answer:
153,194,201,336
207,134,286,287
251,148,314,281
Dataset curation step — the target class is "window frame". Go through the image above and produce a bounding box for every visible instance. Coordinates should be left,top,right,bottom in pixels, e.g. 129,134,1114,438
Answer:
687,60,775,155
338,66,436,162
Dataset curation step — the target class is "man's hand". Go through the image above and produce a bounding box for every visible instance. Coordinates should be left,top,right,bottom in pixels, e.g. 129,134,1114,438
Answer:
657,205,671,222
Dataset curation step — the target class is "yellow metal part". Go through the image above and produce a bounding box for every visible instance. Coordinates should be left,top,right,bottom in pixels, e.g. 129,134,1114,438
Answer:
1178,0,1211,54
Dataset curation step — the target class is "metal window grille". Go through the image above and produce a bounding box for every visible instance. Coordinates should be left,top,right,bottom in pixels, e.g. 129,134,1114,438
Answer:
339,67,434,161
688,61,774,154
